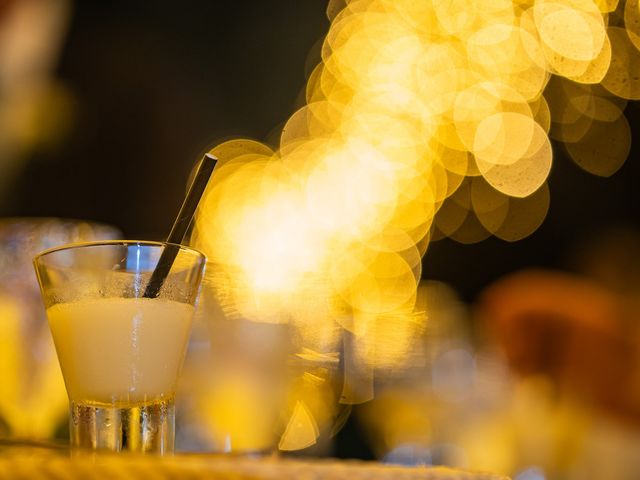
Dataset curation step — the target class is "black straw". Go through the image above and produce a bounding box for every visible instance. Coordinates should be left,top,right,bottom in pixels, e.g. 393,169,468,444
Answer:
143,153,217,298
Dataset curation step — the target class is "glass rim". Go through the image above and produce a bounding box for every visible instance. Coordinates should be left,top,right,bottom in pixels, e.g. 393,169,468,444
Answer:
33,239,206,263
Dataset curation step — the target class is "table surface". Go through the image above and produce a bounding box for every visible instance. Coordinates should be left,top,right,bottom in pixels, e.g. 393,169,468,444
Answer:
0,441,510,480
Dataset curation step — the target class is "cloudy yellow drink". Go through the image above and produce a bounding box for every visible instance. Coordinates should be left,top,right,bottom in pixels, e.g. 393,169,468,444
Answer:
46,297,194,452
47,297,193,403
34,240,206,454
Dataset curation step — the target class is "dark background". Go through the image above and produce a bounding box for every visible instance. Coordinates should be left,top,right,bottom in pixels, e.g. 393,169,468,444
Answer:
2,0,639,458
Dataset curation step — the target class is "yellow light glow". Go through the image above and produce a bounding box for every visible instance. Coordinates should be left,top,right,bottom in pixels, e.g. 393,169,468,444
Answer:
193,0,640,450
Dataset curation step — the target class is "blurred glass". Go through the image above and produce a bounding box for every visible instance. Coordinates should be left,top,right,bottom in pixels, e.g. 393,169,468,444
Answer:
0,218,120,439
357,278,640,479
177,265,349,455
357,281,515,471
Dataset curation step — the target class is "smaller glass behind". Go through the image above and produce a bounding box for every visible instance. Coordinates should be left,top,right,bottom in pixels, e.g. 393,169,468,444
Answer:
177,264,349,456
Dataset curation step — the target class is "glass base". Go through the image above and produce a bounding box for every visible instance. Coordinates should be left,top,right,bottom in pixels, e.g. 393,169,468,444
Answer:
70,399,174,454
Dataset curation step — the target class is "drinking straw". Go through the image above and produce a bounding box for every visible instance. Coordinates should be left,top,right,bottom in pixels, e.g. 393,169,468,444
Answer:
143,153,217,298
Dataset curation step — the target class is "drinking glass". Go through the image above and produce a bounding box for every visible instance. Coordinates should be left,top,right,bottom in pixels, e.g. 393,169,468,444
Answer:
177,264,348,455
33,241,206,454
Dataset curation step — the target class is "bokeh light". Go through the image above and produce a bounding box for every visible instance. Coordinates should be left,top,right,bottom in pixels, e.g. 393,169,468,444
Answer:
192,0,640,450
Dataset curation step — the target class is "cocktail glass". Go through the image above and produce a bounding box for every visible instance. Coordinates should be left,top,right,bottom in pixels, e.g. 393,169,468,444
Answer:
33,240,206,454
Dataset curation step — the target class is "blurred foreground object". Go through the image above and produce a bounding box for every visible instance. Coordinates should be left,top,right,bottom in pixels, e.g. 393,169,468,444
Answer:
358,279,640,479
358,282,520,474
479,268,640,424
177,267,348,454
474,228,640,478
0,0,71,195
0,218,119,439
0,440,510,479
